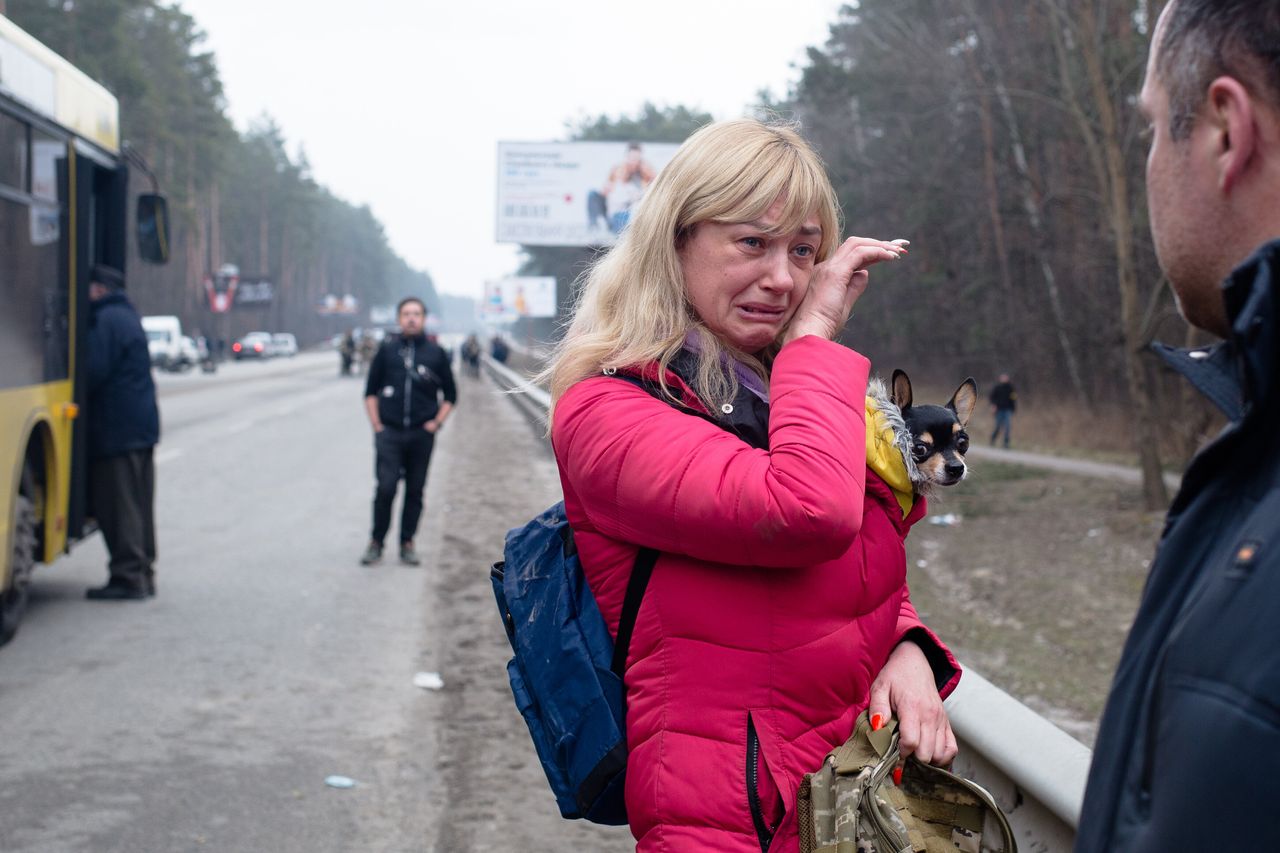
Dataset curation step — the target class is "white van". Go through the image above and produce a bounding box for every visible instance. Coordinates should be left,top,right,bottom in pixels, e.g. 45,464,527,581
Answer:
270,332,298,357
142,315,185,369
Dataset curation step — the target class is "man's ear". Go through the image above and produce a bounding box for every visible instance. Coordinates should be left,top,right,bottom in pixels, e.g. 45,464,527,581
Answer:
1208,75,1258,195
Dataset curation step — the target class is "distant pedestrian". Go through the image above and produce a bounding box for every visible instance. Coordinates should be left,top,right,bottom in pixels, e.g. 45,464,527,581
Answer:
360,298,457,566
988,373,1016,447
85,264,159,600
489,334,509,364
358,332,378,374
339,329,356,376
1077,2,1280,850
461,334,481,377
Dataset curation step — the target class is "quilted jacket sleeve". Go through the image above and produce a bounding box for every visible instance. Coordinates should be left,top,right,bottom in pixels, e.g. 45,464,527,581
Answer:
895,598,963,699
552,336,869,568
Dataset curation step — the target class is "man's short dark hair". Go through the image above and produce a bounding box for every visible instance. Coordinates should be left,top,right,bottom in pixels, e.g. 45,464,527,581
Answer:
90,263,125,290
397,296,427,315
1157,0,1280,140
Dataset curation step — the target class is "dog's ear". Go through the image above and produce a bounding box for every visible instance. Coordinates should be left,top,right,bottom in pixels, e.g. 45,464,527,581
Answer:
891,369,913,411
948,378,978,426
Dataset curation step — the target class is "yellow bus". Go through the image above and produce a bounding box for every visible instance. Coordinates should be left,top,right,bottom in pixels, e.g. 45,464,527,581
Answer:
0,15,169,643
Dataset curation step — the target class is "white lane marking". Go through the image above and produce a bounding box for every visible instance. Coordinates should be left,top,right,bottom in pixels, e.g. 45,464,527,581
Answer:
155,448,184,465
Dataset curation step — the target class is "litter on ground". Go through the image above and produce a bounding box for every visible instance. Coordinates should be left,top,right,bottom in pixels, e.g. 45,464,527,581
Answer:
413,671,445,690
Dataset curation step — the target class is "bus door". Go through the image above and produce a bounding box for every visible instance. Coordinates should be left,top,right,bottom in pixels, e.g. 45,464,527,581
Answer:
64,144,129,543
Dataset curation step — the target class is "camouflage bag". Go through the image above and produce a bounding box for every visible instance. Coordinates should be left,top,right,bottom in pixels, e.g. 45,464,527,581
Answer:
797,711,1016,853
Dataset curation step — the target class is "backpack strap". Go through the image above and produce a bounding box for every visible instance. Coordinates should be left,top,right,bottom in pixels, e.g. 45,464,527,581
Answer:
611,546,658,677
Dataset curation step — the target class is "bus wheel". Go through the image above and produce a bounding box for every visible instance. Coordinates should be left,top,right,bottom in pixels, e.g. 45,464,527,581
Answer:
0,466,38,646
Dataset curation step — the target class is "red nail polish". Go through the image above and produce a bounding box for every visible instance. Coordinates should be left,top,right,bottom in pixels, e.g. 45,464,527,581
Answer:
892,765,903,786
870,713,883,731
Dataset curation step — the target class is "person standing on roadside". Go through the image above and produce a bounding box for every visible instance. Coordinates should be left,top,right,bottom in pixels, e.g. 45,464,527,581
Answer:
85,264,159,600
339,329,356,376
545,119,958,851
360,297,456,566
1078,2,1280,850
988,373,1016,448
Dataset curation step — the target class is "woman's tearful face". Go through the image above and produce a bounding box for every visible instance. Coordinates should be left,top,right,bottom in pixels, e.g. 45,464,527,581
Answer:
679,197,822,354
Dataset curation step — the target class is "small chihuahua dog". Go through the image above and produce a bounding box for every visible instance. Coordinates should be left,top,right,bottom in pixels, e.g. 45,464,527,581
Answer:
890,369,978,493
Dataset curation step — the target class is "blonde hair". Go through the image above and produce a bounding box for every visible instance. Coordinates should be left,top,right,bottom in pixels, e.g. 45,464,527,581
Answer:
543,118,842,418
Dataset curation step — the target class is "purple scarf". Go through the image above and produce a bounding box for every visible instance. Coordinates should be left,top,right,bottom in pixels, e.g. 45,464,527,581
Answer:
682,330,770,404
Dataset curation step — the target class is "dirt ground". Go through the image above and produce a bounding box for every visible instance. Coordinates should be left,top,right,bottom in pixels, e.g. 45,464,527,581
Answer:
903,460,1166,747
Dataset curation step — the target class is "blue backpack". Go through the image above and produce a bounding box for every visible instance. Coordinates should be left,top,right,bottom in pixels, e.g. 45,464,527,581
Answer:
490,503,657,824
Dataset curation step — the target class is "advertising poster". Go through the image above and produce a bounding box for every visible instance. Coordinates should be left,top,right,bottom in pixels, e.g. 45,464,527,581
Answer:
496,141,680,246
482,276,557,320
202,264,274,311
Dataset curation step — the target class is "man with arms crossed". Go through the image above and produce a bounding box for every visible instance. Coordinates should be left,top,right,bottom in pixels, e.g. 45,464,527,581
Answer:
1078,2,1280,849
360,298,456,566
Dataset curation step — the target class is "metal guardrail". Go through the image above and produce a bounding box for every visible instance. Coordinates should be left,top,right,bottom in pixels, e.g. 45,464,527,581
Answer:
482,355,1092,852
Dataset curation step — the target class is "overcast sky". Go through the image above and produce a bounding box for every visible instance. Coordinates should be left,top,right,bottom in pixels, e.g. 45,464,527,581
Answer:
174,0,844,298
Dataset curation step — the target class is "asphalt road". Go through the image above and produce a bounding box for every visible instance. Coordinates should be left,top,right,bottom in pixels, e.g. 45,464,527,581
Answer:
0,351,630,852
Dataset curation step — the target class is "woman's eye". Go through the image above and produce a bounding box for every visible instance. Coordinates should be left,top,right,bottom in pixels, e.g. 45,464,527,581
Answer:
792,244,815,258
740,236,764,249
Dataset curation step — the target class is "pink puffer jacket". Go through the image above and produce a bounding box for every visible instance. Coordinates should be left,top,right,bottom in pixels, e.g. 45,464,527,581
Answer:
552,336,960,852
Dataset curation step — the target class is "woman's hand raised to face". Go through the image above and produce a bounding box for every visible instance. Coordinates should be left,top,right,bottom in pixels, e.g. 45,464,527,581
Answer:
782,237,908,344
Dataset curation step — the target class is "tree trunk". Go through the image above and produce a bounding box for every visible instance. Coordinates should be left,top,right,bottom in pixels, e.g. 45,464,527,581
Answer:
258,189,269,276
1069,0,1169,508
964,48,1019,371
963,0,1093,410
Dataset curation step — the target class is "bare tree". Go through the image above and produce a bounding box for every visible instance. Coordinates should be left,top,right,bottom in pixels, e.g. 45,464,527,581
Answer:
1044,0,1168,508
962,0,1094,411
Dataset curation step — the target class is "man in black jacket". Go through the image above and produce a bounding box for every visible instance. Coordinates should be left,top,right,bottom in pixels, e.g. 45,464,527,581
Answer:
360,298,457,566
1077,2,1280,849
85,264,160,600
988,373,1016,448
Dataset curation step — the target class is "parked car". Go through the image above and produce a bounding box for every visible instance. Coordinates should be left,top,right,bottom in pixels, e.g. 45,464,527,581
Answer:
177,335,201,369
270,332,299,358
232,331,273,360
142,315,185,369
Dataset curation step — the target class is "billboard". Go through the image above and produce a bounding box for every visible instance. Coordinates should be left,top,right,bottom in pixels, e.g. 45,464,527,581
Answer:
496,141,680,246
202,264,274,312
317,294,359,315
482,277,557,321
369,304,397,325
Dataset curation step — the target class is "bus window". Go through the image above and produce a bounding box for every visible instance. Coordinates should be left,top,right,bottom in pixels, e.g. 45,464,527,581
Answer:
0,115,65,388
31,130,61,202
33,130,68,382
0,112,26,189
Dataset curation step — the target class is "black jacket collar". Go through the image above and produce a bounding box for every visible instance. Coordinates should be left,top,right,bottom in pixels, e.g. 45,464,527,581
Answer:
91,290,131,314
667,349,770,450
1153,238,1280,422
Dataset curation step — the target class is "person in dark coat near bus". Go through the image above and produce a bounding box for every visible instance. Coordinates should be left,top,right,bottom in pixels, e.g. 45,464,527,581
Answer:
1077,2,1280,850
85,263,160,600
360,297,456,567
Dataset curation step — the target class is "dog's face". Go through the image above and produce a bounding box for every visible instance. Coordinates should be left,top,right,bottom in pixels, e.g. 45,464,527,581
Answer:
891,370,978,488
